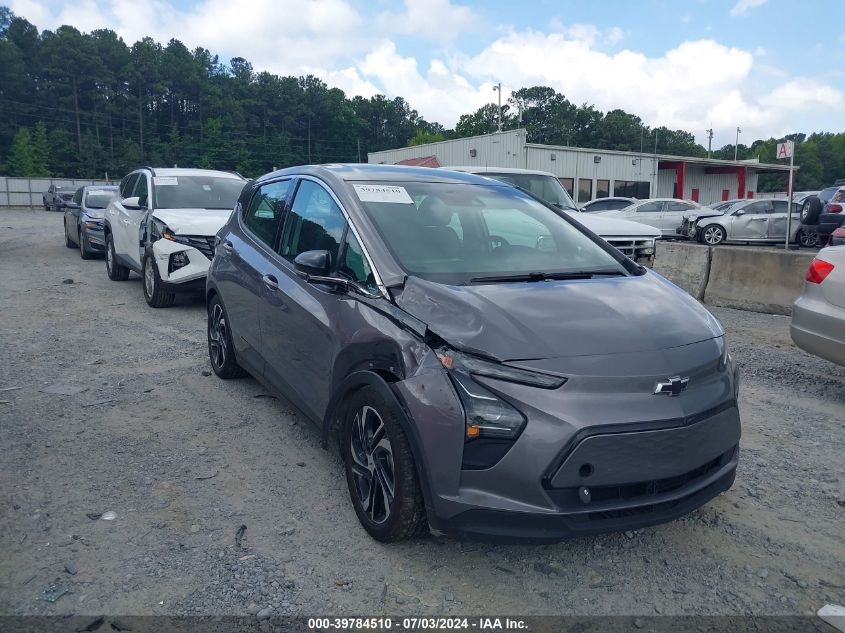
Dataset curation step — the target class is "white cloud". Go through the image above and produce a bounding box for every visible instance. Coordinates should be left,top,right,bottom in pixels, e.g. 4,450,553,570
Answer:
376,0,477,43
730,0,767,17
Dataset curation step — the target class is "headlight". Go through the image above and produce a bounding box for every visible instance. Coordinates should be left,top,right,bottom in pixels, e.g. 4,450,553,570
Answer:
436,348,567,440
151,218,179,242
687,215,698,222
83,219,103,230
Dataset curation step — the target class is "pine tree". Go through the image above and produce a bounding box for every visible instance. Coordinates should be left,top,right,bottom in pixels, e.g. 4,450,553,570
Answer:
31,121,51,176
9,127,36,176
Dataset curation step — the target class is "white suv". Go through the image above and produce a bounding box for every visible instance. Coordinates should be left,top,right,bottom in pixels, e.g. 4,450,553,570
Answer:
104,167,247,307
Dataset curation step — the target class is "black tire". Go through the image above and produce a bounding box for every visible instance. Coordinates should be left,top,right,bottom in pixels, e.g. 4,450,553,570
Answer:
79,225,94,259
701,224,726,245
342,386,427,542
207,295,247,379
142,253,175,308
795,228,817,249
105,233,130,281
801,197,822,225
64,219,75,248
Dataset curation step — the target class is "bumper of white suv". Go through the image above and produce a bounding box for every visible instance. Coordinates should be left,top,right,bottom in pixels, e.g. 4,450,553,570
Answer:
152,236,214,285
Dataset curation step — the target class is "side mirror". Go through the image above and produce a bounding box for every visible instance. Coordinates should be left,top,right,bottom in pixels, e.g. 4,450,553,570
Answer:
123,196,142,210
293,250,331,277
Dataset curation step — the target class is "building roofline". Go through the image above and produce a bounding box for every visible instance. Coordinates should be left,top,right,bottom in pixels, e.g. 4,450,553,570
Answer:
367,129,525,158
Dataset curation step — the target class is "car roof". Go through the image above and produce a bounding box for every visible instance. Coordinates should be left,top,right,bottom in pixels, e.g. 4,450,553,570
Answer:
633,198,694,203
137,167,245,180
82,184,118,190
256,164,498,186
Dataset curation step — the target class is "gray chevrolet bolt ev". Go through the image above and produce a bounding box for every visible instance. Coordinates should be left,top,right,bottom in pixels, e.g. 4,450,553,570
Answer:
206,164,741,543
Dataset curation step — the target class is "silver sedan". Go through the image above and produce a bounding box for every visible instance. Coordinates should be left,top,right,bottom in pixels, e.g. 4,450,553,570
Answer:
678,198,812,247
791,246,845,366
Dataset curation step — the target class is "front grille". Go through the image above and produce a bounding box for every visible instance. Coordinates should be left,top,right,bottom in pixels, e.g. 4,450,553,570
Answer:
177,235,215,260
606,237,655,260
680,219,697,237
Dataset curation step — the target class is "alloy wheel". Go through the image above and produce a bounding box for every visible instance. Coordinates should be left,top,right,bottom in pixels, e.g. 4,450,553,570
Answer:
144,257,155,297
106,239,113,273
703,226,724,245
349,405,395,524
798,231,817,248
208,304,228,368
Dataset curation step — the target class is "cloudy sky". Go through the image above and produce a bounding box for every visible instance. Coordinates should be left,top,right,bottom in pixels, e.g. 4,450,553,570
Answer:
9,0,844,147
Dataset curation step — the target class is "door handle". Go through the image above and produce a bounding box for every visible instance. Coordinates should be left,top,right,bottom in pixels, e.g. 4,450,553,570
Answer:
262,274,279,291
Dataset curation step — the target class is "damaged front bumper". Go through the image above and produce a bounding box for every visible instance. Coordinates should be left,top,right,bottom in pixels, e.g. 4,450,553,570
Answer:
152,236,215,289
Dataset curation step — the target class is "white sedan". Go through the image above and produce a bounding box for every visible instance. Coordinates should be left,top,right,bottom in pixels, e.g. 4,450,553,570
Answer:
595,198,702,237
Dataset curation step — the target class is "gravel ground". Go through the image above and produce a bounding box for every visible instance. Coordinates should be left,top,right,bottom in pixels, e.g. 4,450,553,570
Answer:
0,208,843,618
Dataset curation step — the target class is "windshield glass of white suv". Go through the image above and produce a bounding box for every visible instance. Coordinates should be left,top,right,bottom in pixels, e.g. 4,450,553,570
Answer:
154,176,244,210
481,173,577,210
354,181,625,285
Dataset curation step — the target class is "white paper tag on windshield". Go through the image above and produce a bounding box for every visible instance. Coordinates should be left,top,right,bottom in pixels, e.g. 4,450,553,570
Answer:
155,177,178,186
353,184,413,204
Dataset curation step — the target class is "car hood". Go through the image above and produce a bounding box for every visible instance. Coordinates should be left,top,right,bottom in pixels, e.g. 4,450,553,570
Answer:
393,272,723,361
685,210,724,222
151,208,233,236
564,211,661,238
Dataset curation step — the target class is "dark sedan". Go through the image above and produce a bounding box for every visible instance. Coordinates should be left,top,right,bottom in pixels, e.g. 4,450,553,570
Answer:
64,185,119,259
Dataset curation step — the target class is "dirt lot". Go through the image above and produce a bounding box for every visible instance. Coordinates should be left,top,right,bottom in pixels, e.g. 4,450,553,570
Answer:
1,208,843,618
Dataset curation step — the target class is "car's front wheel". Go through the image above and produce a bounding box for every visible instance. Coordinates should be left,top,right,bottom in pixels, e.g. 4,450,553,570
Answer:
142,253,175,308
701,224,726,245
64,219,75,248
78,225,93,259
207,296,247,379
105,233,130,281
342,387,427,542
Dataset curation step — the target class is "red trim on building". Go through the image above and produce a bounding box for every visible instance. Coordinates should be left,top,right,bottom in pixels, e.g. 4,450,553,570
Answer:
721,189,730,201
737,166,746,199
691,188,699,202
395,156,441,167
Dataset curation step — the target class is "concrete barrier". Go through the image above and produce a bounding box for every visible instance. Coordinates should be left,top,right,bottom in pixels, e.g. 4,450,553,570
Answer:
703,246,814,315
654,241,712,300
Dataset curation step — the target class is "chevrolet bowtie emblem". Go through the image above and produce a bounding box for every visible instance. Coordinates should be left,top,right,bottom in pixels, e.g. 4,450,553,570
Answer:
653,376,690,396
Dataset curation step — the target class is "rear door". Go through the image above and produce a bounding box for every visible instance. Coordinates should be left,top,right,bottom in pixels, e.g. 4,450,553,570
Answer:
216,178,293,374
766,199,791,240
259,178,348,419
663,201,698,235
729,200,771,240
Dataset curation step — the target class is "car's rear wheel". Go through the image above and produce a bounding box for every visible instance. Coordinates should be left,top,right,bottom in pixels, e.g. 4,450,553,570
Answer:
142,253,175,308
64,219,74,248
105,233,130,281
207,296,247,378
342,387,427,542
701,224,726,245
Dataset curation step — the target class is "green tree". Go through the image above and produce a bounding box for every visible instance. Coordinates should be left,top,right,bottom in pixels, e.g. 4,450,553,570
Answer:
9,127,36,175
408,130,445,146
30,121,51,176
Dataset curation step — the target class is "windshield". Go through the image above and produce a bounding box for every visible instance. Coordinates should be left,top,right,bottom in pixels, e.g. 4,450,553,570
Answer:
153,175,245,210
84,188,118,209
352,181,626,285
479,173,577,210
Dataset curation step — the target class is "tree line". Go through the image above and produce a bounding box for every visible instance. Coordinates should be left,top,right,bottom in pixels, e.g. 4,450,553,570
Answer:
1,7,843,191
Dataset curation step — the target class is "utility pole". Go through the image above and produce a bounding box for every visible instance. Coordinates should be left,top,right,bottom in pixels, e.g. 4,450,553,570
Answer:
706,128,714,158
493,82,502,133
357,138,361,163
734,126,742,161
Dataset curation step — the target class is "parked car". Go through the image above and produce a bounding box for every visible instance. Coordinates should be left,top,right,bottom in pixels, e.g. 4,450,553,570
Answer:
63,185,119,259
677,198,809,246
43,184,75,212
706,199,743,212
445,168,659,264
579,196,637,212
595,198,702,237
104,167,246,308
816,189,845,247
206,164,741,543
790,246,845,367
831,226,845,246
799,186,844,247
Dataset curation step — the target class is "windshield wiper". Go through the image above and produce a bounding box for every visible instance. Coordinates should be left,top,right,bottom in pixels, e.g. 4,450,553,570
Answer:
552,202,579,211
470,270,624,283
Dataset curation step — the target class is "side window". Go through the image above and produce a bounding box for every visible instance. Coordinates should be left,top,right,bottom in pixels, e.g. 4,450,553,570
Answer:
338,231,377,292
771,200,789,214
667,201,694,212
134,175,148,207
73,188,83,204
278,180,346,263
638,201,664,213
745,201,769,214
244,180,292,246
120,174,138,199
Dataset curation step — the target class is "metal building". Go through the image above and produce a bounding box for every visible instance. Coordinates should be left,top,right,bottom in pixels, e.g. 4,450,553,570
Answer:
367,129,794,206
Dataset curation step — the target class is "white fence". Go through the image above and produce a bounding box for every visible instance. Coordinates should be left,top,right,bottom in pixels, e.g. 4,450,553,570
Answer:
0,176,118,207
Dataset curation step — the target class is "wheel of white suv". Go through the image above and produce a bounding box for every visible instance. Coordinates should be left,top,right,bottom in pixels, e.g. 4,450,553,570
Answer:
342,387,427,542
701,224,726,245
105,233,130,281
142,253,175,308
207,295,247,379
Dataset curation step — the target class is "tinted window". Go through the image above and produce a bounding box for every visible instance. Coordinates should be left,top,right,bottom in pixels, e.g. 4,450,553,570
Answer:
120,174,138,199
134,175,149,207
637,201,663,213
578,178,592,203
339,231,377,292
771,200,790,213
84,188,118,209
279,180,346,263
73,188,83,204
154,175,244,210
244,180,292,246
596,179,610,199
744,201,770,214
354,181,625,285
667,201,694,212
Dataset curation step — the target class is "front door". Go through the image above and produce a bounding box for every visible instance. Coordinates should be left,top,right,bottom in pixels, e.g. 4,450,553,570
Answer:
663,201,697,235
258,178,348,420
628,200,665,231
729,200,771,240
